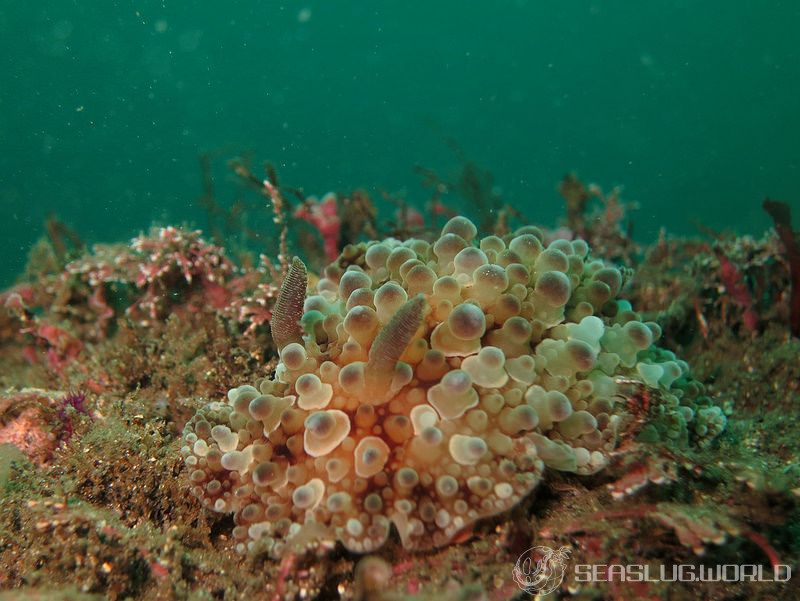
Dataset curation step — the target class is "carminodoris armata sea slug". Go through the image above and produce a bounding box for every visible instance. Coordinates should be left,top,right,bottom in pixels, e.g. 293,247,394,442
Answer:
182,216,693,556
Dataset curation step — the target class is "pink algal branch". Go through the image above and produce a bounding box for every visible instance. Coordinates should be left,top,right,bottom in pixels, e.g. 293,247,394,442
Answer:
48,226,280,337
261,178,291,274
742,530,783,571
222,255,283,336
271,553,297,601
69,227,235,324
394,205,425,232
556,175,638,264
4,292,83,374
607,453,678,500
55,391,91,447
715,248,759,334
294,192,342,262
554,501,782,567
763,198,800,338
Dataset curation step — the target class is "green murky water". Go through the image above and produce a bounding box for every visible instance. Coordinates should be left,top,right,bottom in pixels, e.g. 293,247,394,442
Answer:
2,1,799,285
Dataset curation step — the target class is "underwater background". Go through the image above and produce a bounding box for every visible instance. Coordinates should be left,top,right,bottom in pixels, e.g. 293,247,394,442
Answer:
2,1,799,286
3,3,800,601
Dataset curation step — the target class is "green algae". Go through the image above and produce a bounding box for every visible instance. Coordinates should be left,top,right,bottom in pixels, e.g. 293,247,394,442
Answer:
0,444,28,497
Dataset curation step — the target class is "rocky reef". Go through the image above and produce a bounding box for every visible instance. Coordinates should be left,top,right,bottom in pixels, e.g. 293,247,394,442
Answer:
0,174,797,601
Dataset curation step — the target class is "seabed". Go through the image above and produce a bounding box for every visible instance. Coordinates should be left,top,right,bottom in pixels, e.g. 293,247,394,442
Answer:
0,171,798,601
